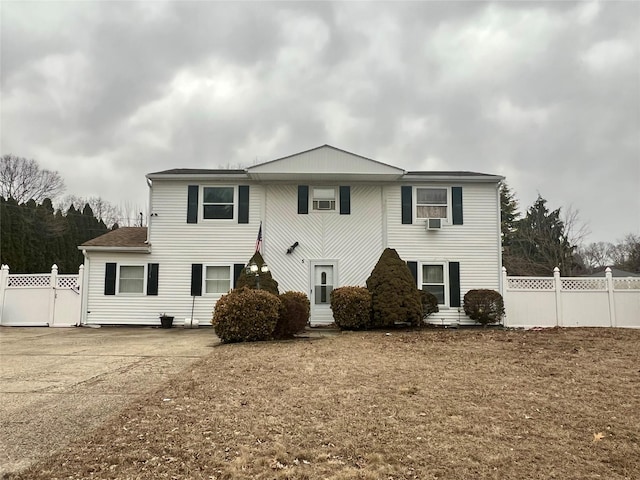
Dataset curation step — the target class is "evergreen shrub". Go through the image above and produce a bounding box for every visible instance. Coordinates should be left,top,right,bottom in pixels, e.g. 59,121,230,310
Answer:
274,291,310,339
366,248,423,327
211,287,281,342
235,251,279,296
330,286,372,330
419,290,439,319
463,289,505,326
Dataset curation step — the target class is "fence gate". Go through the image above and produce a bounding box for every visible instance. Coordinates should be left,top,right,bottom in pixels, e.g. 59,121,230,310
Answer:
0,264,83,327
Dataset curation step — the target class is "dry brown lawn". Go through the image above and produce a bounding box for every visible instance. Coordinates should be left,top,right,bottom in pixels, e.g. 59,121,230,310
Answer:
9,327,640,480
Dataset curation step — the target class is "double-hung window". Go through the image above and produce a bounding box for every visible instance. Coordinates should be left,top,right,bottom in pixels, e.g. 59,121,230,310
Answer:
118,265,145,294
422,264,446,305
205,266,231,294
203,187,234,219
416,188,447,220
312,187,336,211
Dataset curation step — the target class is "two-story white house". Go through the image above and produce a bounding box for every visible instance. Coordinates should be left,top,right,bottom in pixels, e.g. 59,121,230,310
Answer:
79,145,503,326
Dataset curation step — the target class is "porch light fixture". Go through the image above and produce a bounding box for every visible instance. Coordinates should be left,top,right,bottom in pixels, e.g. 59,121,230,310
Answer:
246,261,269,290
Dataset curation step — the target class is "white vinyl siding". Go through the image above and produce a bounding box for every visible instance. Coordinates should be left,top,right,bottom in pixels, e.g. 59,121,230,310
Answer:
388,183,501,324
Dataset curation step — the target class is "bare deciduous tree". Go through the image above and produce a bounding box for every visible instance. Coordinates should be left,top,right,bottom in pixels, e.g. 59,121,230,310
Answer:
58,195,122,228
0,154,65,203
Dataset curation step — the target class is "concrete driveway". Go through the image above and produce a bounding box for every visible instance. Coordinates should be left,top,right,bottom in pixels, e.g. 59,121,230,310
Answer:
0,326,217,477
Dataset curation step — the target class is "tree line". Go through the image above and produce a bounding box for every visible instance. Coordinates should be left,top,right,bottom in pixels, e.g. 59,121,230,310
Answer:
1,155,145,274
501,184,639,276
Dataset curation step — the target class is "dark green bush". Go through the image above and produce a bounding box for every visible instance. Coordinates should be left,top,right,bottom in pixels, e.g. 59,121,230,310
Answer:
211,287,281,342
273,291,310,339
419,290,439,319
463,289,505,326
366,248,423,328
235,251,279,296
330,286,372,330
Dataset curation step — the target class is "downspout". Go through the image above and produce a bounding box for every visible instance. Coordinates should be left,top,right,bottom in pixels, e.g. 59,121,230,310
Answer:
80,249,90,326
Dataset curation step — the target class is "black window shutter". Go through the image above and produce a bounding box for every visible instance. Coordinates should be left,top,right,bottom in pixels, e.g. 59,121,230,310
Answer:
233,263,245,289
104,263,116,295
187,185,199,224
401,186,412,224
238,186,249,224
452,187,463,225
191,264,203,296
407,261,418,287
449,262,461,307
339,186,351,215
298,185,309,214
147,263,159,296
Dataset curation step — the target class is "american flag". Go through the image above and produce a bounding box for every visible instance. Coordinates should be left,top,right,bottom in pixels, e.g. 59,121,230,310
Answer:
255,222,262,253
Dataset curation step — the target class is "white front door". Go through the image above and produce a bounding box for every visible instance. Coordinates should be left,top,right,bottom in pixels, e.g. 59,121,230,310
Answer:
310,261,337,325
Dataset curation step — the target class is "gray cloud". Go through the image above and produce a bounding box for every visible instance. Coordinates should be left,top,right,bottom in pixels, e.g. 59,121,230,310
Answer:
1,0,638,242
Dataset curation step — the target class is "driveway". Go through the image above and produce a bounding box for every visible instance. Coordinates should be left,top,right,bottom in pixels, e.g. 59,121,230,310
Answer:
0,326,216,477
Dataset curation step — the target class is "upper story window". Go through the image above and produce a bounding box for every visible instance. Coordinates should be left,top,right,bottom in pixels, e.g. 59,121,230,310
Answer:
416,188,447,220
203,187,234,219
312,187,336,211
118,265,145,294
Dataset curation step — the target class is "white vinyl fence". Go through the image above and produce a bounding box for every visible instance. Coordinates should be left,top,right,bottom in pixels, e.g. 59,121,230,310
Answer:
503,267,640,329
0,264,83,327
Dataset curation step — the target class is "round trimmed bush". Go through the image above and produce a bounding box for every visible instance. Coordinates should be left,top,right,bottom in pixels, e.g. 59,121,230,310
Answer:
273,291,310,339
212,287,281,342
330,286,372,330
419,290,439,319
463,289,505,326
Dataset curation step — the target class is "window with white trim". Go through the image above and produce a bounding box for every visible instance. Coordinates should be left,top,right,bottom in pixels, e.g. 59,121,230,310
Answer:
422,264,446,305
312,187,336,211
203,187,234,219
118,265,145,294
205,265,231,294
416,188,448,219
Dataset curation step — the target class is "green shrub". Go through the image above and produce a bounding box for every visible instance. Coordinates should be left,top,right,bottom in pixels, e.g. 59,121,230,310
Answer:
330,286,372,330
463,289,505,326
211,287,281,342
274,291,310,339
366,248,423,328
235,251,279,296
419,290,439,319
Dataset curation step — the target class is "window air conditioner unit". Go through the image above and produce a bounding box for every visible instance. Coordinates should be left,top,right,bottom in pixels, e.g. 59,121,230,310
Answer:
314,200,335,210
426,218,442,230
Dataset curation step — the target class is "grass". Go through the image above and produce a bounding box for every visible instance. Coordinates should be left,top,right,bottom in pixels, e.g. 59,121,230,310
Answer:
10,327,640,480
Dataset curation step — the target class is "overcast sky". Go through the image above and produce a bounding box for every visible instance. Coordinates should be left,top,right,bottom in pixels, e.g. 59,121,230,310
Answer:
2,0,638,243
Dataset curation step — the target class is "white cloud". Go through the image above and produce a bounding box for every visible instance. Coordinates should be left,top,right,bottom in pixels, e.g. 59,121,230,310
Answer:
581,39,635,73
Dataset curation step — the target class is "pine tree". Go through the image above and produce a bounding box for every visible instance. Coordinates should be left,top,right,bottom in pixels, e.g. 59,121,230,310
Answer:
500,182,520,248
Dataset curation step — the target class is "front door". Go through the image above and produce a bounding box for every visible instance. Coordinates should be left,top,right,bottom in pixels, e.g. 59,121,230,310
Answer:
310,261,337,325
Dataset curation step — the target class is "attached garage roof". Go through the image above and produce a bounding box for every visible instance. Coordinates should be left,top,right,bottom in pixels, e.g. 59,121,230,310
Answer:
79,227,149,252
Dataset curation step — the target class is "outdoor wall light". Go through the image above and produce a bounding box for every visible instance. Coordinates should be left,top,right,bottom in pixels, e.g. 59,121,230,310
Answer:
286,242,299,254
246,261,269,289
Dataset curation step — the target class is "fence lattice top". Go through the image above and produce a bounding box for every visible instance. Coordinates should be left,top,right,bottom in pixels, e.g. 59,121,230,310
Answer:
561,278,606,291
507,278,554,290
7,275,51,287
57,276,79,289
614,278,640,290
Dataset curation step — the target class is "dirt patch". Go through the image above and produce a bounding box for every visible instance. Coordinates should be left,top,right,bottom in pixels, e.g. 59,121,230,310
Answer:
8,328,640,479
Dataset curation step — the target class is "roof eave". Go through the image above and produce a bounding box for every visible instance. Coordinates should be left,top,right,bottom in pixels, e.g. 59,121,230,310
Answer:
146,172,249,181
78,246,152,253
401,174,504,183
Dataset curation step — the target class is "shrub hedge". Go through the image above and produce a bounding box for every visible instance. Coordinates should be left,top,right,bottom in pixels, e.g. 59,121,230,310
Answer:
211,287,281,342
235,251,279,296
330,286,372,330
463,289,505,326
419,290,439,319
274,291,310,339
